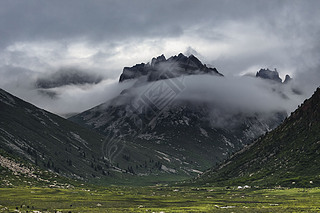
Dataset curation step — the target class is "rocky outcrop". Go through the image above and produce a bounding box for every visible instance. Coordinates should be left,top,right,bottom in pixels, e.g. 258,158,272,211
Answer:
256,68,293,84
119,53,223,82
256,68,283,83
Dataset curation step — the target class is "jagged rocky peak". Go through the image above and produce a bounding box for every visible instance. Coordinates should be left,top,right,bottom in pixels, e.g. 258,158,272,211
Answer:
151,54,166,66
256,68,291,84
256,68,282,83
119,53,223,82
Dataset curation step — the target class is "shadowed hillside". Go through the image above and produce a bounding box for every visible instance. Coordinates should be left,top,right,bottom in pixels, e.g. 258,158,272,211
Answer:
195,87,320,187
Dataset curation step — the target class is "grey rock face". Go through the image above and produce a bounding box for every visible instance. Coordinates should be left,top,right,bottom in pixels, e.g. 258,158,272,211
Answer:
256,68,283,83
119,53,223,82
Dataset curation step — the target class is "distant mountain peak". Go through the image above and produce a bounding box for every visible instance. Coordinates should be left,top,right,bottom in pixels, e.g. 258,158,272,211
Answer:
256,68,292,84
256,68,283,83
119,53,223,82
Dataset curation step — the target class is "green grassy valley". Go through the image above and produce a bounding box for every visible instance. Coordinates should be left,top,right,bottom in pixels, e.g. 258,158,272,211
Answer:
1,185,320,212
5,147,319,212
2,148,320,212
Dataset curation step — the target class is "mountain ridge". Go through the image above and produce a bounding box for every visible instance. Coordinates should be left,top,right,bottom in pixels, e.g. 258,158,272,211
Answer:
256,68,291,83
0,88,114,181
119,53,223,82
195,87,320,187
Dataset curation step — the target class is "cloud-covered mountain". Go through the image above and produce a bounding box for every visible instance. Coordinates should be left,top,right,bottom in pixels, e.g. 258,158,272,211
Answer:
196,87,320,187
0,53,309,183
255,68,292,84
256,68,284,83
70,54,296,177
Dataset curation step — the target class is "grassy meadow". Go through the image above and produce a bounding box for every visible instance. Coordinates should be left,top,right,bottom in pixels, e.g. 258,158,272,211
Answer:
1,185,320,212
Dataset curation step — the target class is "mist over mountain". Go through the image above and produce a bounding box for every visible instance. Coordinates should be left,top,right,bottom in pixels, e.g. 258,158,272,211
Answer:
1,87,216,183
0,51,306,181
256,68,286,83
196,87,320,187
70,54,299,176
0,50,317,186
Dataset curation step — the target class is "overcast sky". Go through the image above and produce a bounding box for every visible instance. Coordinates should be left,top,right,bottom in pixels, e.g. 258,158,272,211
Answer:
0,0,319,115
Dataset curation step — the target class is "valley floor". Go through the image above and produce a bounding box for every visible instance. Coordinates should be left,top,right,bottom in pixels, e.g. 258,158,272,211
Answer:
1,186,320,212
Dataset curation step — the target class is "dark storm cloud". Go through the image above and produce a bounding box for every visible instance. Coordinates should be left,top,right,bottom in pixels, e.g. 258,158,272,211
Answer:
35,67,103,89
0,0,319,115
0,0,308,46
0,0,187,46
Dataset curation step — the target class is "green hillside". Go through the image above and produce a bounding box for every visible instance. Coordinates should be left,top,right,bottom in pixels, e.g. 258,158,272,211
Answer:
195,87,320,187
0,88,195,185
0,88,119,181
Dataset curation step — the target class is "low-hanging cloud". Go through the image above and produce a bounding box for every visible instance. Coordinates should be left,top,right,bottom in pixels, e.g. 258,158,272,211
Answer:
35,67,103,89
120,73,305,129
37,79,135,116
0,0,319,116
177,75,302,114
0,64,135,116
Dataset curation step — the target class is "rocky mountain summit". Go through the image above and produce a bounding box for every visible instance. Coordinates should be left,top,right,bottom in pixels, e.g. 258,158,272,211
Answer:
119,53,223,82
256,68,291,83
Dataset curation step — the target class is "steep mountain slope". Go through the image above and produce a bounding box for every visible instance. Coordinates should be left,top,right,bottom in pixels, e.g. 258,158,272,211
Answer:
70,53,287,178
0,88,205,184
0,88,114,180
196,87,320,187
0,148,78,188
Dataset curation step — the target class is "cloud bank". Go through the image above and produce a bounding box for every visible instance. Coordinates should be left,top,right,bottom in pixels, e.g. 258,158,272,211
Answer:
127,74,303,115
0,0,319,115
